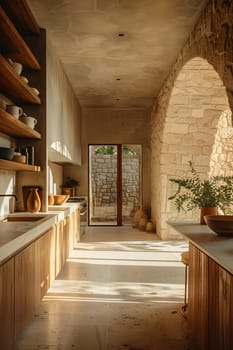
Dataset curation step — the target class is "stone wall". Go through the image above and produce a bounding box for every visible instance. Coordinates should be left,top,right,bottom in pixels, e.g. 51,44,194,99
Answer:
150,0,233,239
90,154,140,221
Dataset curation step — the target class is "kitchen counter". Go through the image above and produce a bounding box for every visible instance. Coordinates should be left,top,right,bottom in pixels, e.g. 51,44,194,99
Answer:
168,221,233,275
0,202,82,265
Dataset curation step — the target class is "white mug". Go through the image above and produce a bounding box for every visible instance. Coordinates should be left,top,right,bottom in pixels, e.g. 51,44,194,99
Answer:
19,115,37,129
6,105,23,119
7,58,23,75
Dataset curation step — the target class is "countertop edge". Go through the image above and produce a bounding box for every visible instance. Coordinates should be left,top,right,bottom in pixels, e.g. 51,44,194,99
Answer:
168,221,233,275
0,203,81,265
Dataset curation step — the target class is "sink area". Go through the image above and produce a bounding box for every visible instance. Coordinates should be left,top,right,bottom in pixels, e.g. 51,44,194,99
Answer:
2,215,46,222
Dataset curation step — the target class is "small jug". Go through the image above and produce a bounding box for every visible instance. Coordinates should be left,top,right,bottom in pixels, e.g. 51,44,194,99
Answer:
26,188,41,213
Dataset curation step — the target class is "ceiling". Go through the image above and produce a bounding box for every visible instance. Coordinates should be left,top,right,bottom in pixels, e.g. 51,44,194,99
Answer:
28,0,208,110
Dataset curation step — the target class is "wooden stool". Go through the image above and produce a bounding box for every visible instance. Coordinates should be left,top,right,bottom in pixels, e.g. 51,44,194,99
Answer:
180,251,189,318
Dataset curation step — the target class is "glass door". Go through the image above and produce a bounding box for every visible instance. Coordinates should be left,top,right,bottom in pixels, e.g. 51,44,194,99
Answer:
89,145,118,225
88,144,142,225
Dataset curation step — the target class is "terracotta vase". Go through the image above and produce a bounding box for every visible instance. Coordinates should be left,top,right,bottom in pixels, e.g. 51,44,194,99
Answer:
27,188,41,213
200,207,218,225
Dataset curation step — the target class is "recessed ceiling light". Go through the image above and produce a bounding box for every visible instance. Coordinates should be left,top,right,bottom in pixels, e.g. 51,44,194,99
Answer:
117,33,125,37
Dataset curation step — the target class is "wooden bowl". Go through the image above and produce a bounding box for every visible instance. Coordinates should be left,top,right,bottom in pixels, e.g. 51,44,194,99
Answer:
53,194,69,205
204,215,233,236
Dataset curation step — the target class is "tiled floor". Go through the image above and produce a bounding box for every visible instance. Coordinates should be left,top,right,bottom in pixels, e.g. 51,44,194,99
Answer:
14,226,198,350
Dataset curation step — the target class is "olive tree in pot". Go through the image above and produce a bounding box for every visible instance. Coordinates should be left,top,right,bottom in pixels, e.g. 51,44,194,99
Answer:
61,177,80,197
168,162,233,224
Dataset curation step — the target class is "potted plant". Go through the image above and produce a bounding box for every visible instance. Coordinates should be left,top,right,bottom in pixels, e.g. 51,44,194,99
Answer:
168,162,233,224
61,177,80,197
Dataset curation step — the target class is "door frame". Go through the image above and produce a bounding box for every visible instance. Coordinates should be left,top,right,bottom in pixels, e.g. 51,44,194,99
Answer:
88,144,142,226
88,144,121,226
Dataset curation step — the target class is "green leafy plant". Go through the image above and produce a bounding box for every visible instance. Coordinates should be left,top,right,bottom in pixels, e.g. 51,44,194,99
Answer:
94,145,137,155
168,162,233,213
62,177,79,188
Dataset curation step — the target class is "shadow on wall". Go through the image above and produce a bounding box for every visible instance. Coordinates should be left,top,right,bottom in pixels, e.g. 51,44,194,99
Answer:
50,140,72,161
48,161,63,195
0,170,16,216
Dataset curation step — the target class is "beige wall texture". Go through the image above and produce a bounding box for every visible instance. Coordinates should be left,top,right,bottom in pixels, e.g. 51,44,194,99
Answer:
150,0,233,239
46,39,82,165
64,108,151,213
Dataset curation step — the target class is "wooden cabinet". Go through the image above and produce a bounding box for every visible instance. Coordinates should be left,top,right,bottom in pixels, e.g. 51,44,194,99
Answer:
0,5,40,70
0,107,41,139
0,258,14,350
37,230,51,299
0,218,69,347
67,209,81,250
49,225,56,284
0,3,42,172
189,243,233,350
14,241,39,337
55,218,69,276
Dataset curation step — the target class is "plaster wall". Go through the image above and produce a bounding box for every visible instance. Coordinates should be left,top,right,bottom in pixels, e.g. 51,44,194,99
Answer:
150,0,233,239
64,108,151,213
46,39,82,165
48,161,63,195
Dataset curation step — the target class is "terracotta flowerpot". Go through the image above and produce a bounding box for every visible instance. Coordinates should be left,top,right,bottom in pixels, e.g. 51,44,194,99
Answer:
62,187,75,196
200,207,218,225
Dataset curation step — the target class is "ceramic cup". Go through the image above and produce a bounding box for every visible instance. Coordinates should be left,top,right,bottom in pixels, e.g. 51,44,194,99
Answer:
6,105,23,119
7,58,23,75
19,115,37,129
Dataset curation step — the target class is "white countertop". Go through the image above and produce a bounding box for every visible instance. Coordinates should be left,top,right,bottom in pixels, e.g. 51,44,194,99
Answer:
0,202,81,265
168,221,233,275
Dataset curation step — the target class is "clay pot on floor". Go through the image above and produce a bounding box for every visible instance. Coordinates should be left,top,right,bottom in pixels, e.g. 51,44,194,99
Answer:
132,208,147,228
146,221,154,233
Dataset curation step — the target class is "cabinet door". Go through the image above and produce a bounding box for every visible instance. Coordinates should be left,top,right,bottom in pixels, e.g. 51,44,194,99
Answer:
76,208,81,242
37,230,51,299
208,258,220,349
188,244,208,350
55,221,65,276
15,242,39,337
218,266,232,349
68,213,74,251
0,258,14,350
63,216,69,260
49,226,56,283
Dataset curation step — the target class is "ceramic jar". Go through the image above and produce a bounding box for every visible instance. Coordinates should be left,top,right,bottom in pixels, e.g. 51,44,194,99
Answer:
27,188,41,213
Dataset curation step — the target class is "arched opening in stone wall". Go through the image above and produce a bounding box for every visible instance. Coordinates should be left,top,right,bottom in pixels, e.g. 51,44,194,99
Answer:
159,57,232,239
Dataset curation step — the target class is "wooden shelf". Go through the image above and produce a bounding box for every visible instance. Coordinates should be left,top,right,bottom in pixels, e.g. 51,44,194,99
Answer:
0,159,40,172
1,0,40,35
0,6,40,70
0,54,41,105
0,108,41,139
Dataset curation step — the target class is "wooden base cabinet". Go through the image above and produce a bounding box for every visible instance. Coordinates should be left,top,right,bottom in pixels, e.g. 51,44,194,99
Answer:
15,241,39,337
0,258,14,350
189,243,233,350
0,221,69,348
68,209,80,250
